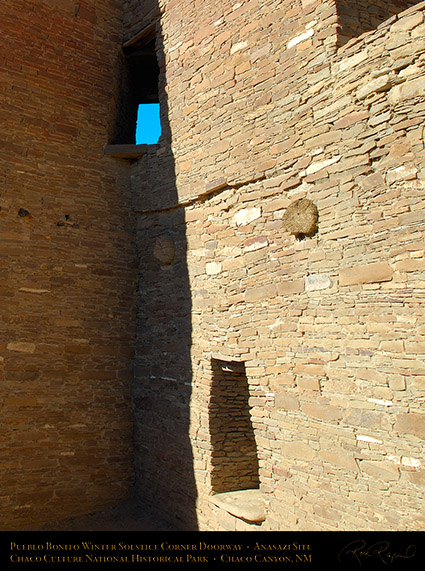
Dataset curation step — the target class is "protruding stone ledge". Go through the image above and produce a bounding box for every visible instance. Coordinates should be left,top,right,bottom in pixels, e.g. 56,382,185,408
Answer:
104,144,159,159
209,489,266,524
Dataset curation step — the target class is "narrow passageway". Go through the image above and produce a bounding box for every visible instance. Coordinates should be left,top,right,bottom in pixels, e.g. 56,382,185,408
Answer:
23,499,174,531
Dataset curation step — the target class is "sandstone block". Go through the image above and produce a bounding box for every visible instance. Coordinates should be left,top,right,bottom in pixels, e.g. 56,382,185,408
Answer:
230,41,248,55
206,262,222,275
7,342,36,354
313,504,340,521
297,378,321,391
401,456,421,468
19,288,50,294
405,342,425,354
210,489,265,523
277,279,305,295
405,472,425,486
319,449,359,472
305,155,341,175
245,283,277,302
392,12,423,33
388,375,406,391
398,210,424,226
380,340,404,353
394,258,425,272
334,110,369,129
386,164,418,184
281,441,316,461
357,75,392,100
244,236,268,252
337,50,368,73
389,78,425,104
275,393,299,410
233,207,261,226
302,402,342,422
395,413,425,438
359,460,400,481
287,28,314,49
360,172,385,191
339,262,393,286
305,273,332,291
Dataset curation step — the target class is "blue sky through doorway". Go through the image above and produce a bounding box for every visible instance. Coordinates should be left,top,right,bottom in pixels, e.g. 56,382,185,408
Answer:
136,103,161,144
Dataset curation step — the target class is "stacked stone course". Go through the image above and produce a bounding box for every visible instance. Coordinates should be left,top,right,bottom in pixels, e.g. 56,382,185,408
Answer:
337,1,419,45
0,0,136,529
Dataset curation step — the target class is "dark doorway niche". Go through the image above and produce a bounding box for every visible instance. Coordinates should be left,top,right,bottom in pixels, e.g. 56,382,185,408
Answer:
111,25,161,144
336,1,420,46
209,359,260,494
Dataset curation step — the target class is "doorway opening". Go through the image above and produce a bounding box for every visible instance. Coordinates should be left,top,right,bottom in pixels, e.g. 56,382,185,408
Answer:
209,359,260,494
112,26,162,145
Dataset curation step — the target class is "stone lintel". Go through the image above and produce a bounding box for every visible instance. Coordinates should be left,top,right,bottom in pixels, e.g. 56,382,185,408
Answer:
104,144,158,159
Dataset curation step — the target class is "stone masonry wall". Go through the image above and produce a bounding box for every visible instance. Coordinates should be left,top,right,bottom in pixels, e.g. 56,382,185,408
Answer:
336,1,419,45
128,0,425,530
0,0,136,529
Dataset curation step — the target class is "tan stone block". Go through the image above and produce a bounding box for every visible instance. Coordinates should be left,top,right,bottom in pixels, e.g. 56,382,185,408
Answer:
244,236,268,252
245,283,277,302
334,110,369,129
281,441,316,461
389,77,425,104
275,374,296,386
380,340,404,353
405,471,425,486
336,50,369,73
394,258,425,272
343,409,382,429
294,363,325,376
395,413,425,438
305,130,341,148
7,342,36,354
319,449,359,472
405,342,425,354
214,507,237,531
357,75,393,100
386,164,418,184
205,262,222,275
313,504,341,521
297,378,321,391
398,210,424,226
359,460,400,481
302,402,342,422
392,12,423,33
388,375,406,391
305,273,332,291
185,208,203,222
277,279,305,295
360,172,385,191
233,206,262,226
339,262,393,286
275,393,299,410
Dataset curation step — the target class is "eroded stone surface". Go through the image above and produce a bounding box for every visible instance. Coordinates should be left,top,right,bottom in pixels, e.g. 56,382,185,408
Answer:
209,490,266,523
